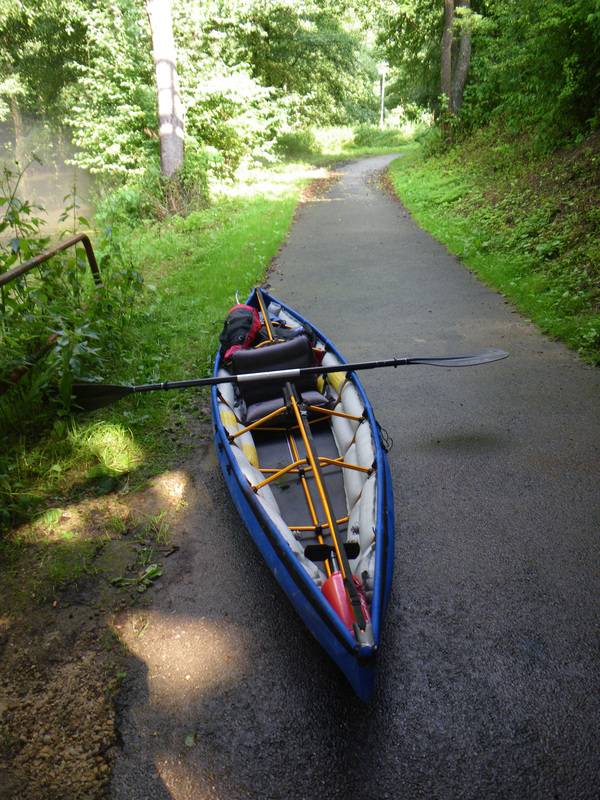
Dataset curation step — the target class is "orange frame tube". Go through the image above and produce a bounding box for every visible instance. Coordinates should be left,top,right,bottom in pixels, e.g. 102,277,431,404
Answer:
288,431,332,577
229,404,289,439
252,458,305,491
256,289,274,342
306,405,363,423
290,393,349,582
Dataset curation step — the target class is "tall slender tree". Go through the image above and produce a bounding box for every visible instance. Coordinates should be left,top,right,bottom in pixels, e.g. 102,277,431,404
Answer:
146,0,184,177
440,0,471,115
440,0,454,111
451,0,471,113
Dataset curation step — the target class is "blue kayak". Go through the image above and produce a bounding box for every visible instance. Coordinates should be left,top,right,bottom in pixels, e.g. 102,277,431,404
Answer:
211,288,394,700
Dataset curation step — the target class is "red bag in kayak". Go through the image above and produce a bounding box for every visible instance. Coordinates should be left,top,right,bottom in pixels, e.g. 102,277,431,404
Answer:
219,304,262,363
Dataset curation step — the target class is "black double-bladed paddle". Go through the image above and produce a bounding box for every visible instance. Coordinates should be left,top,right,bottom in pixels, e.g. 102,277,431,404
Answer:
72,348,508,411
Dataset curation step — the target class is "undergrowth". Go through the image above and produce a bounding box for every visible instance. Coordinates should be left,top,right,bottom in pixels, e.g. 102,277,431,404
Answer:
276,124,421,165
2,163,308,536
387,128,600,363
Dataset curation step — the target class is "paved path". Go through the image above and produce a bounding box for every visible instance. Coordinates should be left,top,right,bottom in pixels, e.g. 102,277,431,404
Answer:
112,155,600,799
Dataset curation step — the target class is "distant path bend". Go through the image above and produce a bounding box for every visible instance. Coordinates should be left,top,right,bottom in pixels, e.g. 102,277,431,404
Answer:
113,155,600,800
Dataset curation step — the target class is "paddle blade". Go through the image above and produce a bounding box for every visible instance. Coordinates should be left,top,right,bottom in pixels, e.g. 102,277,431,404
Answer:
409,348,509,368
72,383,134,411
304,541,361,562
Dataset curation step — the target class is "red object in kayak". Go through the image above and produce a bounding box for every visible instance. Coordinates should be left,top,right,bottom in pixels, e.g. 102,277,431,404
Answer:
322,571,371,631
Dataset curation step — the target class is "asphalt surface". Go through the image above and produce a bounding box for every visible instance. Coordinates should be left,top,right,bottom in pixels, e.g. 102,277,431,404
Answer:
112,155,600,799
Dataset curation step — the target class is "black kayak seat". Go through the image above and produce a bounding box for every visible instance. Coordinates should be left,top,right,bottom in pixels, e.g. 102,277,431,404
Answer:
231,335,329,423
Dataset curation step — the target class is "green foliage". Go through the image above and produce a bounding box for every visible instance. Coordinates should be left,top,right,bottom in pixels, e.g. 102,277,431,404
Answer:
378,0,443,112
415,125,445,156
94,139,211,228
275,129,319,159
184,69,284,176
0,0,88,124
1,0,384,181
65,0,157,174
352,124,412,148
381,0,600,147
1,161,308,532
225,1,376,125
460,0,600,146
387,131,600,362
0,160,144,465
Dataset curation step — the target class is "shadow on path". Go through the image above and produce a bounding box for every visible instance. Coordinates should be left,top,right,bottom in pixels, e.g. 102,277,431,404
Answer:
111,155,600,800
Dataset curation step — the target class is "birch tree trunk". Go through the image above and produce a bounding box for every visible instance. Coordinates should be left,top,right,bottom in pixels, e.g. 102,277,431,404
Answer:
440,0,455,113
146,0,184,177
10,97,28,192
10,97,25,165
452,0,472,113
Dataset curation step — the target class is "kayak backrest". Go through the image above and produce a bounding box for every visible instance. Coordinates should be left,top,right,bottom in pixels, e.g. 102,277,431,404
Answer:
231,335,318,405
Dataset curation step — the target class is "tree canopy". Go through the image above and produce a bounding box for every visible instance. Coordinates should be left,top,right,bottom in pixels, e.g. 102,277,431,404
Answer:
1,0,599,179
0,0,381,176
379,0,600,145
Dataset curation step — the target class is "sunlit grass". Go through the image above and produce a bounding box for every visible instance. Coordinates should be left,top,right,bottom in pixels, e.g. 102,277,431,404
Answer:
3,161,308,546
77,422,144,476
307,124,422,163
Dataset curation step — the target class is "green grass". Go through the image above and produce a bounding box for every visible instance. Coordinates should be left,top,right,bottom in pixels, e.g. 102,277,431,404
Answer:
387,132,600,363
311,126,419,165
1,161,311,607
2,163,307,550
275,125,421,167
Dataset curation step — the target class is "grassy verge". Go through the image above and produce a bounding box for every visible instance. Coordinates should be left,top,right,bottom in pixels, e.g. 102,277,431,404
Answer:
387,129,600,363
2,162,313,597
276,124,422,166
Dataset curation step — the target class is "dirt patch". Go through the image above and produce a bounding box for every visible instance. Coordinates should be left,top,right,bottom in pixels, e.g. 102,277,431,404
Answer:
0,455,206,799
0,612,119,799
299,169,341,203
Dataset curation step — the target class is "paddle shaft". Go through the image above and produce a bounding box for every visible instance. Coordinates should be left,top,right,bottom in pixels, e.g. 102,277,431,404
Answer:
116,351,509,394
72,349,508,410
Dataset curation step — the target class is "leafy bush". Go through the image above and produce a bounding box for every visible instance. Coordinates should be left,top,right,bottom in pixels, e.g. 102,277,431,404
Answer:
94,140,211,229
459,0,600,147
352,124,411,149
66,2,157,175
184,70,285,176
415,125,445,157
0,162,143,429
274,129,319,159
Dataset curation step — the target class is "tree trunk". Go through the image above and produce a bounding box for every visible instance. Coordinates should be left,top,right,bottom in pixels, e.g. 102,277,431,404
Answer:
10,97,25,165
451,0,472,113
146,0,184,177
10,97,28,193
440,0,454,113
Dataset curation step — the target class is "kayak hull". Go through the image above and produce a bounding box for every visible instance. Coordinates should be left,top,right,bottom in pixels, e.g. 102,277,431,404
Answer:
211,290,394,700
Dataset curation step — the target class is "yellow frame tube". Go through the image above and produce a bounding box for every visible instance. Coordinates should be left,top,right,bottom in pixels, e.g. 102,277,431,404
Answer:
306,405,363,422
288,431,332,577
290,516,349,532
256,290,274,341
252,459,305,490
246,414,331,434
230,404,289,439
290,393,348,581
259,457,370,478
319,456,372,474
